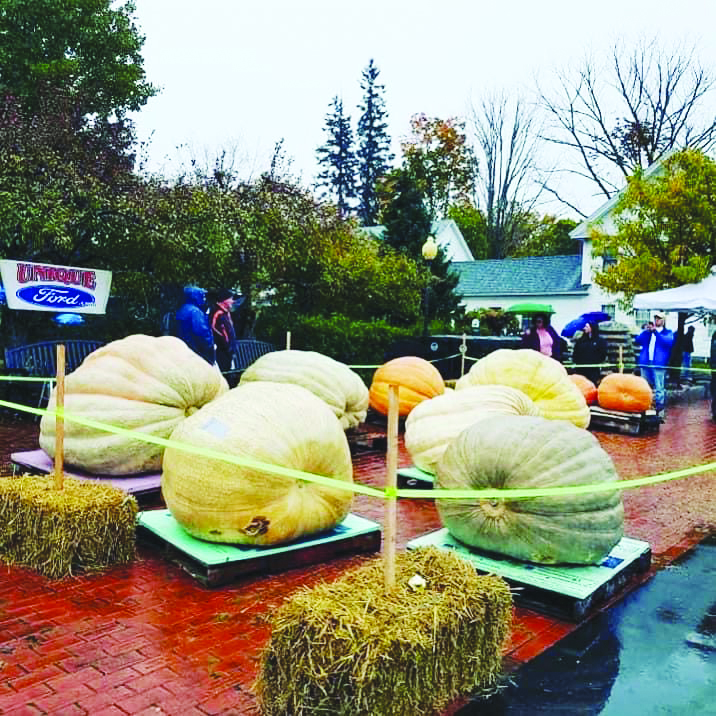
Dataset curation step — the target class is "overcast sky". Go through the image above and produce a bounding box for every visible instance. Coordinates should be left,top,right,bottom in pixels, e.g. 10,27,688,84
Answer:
130,0,715,219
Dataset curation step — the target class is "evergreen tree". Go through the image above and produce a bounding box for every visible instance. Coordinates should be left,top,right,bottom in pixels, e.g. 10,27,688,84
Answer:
356,59,393,225
316,96,357,217
381,169,462,326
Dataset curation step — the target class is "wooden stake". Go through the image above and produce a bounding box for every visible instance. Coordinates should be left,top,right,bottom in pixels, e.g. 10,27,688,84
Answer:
460,333,467,377
286,331,291,350
54,344,66,490
383,383,399,591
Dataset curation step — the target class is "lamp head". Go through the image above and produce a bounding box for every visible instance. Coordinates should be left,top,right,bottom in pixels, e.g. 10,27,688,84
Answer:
421,236,438,261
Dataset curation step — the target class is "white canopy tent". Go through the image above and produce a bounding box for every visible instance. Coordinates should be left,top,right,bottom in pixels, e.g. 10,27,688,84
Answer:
632,273,716,313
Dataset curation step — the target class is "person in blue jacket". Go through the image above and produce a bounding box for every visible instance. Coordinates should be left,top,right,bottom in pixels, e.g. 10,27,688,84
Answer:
635,312,674,418
175,285,215,364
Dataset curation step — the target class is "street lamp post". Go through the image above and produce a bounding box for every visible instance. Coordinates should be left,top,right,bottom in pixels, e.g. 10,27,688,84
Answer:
421,235,438,337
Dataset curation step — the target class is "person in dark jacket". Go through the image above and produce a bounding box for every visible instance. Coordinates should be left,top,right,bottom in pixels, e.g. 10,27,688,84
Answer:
572,322,608,386
680,325,695,384
520,313,566,362
175,285,215,364
209,288,237,372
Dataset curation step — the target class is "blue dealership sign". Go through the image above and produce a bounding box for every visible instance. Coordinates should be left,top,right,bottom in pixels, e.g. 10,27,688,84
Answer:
16,285,96,309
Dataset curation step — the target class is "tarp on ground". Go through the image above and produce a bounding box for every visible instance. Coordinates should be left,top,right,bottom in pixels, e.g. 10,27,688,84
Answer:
632,273,716,313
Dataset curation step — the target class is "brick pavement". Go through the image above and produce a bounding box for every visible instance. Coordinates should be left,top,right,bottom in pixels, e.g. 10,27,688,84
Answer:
0,400,715,715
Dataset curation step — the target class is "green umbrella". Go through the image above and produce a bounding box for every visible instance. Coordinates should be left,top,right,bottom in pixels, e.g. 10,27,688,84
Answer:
506,302,555,315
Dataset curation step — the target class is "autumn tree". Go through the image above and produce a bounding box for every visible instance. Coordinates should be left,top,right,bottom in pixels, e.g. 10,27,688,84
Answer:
509,215,578,257
591,148,716,302
356,59,393,225
469,93,543,258
316,96,357,217
401,114,476,219
0,0,157,119
540,38,716,215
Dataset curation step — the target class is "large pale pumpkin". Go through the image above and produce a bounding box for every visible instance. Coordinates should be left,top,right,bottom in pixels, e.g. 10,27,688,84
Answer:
436,415,624,565
456,349,590,428
404,385,539,474
569,374,598,405
39,335,228,475
598,373,652,413
162,381,354,545
369,356,445,417
239,350,368,429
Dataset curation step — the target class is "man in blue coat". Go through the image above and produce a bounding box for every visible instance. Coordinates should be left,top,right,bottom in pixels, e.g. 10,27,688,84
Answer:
175,285,215,364
635,312,674,419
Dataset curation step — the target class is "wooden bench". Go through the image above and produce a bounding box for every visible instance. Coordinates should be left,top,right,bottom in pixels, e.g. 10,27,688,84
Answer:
4,339,103,405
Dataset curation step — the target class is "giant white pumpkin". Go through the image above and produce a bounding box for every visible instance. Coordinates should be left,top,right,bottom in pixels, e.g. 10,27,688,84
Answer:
404,385,539,474
240,350,369,429
456,349,590,428
162,381,354,545
39,335,228,475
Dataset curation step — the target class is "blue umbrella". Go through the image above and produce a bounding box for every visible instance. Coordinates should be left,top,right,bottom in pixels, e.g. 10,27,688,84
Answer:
561,311,611,338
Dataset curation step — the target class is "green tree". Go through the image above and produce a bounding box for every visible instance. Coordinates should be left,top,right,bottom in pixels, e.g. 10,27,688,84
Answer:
316,96,357,217
401,114,476,219
510,215,579,257
447,201,490,259
356,59,393,226
0,0,157,119
381,169,463,327
591,148,716,302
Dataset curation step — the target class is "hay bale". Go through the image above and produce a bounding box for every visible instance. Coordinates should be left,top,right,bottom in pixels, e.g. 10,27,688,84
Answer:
0,474,137,578
255,546,512,715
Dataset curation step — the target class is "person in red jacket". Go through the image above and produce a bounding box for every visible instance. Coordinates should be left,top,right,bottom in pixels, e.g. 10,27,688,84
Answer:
209,289,237,373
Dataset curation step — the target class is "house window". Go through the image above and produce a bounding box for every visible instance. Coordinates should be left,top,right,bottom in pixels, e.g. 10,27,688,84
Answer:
602,252,617,268
601,304,616,320
633,309,650,326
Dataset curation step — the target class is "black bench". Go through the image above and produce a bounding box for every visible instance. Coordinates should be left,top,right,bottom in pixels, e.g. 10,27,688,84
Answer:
4,339,103,405
230,340,276,373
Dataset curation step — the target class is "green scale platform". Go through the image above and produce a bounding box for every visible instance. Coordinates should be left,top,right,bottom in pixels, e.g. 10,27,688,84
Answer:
137,510,382,587
407,529,651,621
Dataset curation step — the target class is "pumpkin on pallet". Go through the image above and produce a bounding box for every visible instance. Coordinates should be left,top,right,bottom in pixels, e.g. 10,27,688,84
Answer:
162,381,354,545
597,373,652,413
368,356,445,417
456,349,590,428
435,414,624,565
405,384,539,474
39,335,228,475
239,349,369,429
570,373,598,405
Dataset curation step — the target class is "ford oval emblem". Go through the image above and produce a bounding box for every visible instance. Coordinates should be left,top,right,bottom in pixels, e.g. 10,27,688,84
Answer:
16,284,95,309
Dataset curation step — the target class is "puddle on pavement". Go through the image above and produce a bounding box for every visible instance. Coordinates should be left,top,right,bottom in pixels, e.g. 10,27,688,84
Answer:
460,534,716,715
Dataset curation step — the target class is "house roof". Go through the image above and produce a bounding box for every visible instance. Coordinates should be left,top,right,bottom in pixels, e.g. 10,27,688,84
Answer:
570,149,676,240
454,254,588,297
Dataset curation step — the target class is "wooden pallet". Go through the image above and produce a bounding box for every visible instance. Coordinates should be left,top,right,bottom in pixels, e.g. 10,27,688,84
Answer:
589,406,660,435
137,510,382,587
407,529,652,621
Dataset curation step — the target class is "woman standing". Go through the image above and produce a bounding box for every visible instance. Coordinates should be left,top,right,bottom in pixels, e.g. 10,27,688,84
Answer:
572,322,608,386
520,313,566,362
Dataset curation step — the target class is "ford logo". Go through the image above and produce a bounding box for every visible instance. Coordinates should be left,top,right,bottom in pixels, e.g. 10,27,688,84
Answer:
16,285,95,309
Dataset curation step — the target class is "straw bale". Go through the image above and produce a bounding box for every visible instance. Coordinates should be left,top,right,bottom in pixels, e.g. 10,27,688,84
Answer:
255,546,512,715
0,474,137,578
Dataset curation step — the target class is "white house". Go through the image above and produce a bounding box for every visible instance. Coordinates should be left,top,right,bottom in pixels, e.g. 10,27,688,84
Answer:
454,151,713,356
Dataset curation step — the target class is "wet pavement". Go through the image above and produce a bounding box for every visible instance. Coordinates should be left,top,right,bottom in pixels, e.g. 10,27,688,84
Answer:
0,398,715,715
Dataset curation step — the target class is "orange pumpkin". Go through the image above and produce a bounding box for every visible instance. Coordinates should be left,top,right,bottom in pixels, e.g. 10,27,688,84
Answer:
569,374,598,405
369,356,445,416
597,373,653,413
